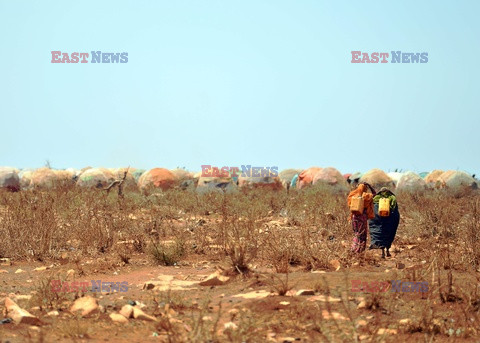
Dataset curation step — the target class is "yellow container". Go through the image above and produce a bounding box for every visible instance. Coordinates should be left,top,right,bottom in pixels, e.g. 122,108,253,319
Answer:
350,196,364,215
379,198,390,217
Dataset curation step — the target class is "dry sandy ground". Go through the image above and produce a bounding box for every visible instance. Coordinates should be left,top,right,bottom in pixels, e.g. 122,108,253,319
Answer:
0,247,478,343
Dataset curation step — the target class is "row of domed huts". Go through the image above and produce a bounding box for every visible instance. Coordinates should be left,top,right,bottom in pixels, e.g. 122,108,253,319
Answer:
0,166,478,196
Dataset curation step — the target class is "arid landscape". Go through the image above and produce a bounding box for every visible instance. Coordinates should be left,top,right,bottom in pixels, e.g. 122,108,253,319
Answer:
1,178,480,342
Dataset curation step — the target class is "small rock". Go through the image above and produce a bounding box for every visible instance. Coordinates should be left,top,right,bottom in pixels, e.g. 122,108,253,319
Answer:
329,259,341,271
33,266,48,272
311,270,326,274
47,310,59,317
5,297,42,325
0,270,8,274
110,313,128,324
357,300,367,309
15,269,25,274
199,272,230,286
143,281,160,290
232,290,271,299
396,262,405,270
280,337,296,343
70,296,99,317
307,295,342,303
378,328,398,335
66,269,75,279
279,301,290,306
224,322,238,330
10,294,32,301
202,316,213,321
132,307,157,322
119,304,134,318
322,310,348,321
399,318,411,325
296,289,315,296
0,258,11,266
356,319,368,327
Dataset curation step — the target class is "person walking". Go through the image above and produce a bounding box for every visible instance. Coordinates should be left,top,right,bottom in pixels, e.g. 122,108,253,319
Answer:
368,187,400,258
347,182,376,253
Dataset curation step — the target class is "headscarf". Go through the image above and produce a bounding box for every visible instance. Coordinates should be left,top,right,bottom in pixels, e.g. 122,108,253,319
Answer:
347,183,375,219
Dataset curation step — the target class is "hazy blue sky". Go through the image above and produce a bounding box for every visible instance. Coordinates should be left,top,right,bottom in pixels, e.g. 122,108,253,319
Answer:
1,1,478,174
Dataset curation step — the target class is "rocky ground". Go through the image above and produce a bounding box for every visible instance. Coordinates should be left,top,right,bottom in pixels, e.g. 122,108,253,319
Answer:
1,244,478,343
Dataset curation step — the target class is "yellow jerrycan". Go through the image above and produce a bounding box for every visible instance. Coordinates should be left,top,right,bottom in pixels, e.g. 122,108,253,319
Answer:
350,196,364,215
379,198,390,217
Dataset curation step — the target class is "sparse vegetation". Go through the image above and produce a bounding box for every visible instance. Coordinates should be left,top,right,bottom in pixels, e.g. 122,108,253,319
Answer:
1,186,480,341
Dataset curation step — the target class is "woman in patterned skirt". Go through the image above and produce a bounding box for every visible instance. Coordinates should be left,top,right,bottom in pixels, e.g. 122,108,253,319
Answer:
347,182,376,253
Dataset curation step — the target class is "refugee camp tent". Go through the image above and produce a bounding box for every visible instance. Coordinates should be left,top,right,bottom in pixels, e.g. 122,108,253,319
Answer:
297,167,322,189
387,172,404,186
424,170,444,188
279,169,303,189
438,171,477,194
132,169,146,182
137,168,176,193
312,167,349,192
359,169,396,191
53,169,77,187
171,169,193,182
111,168,138,192
396,171,427,192
418,172,429,179
196,176,238,194
238,175,283,190
0,167,20,192
76,168,116,189
347,172,363,187
30,167,60,188
18,169,34,190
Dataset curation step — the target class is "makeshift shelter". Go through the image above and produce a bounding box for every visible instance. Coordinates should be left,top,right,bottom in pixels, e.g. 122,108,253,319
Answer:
30,168,59,188
18,169,34,190
54,169,77,186
111,168,138,192
359,169,395,191
347,172,363,187
0,167,20,192
312,167,349,192
238,175,283,190
387,172,403,186
131,169,146,182
418,172,429,179
396,171,427,192
171,168,193,182
297,167,322,189
76,168,116,189
196,176,238,194
438,171,477,194
424,170,444,188
279,169,303,189
137,168,176,193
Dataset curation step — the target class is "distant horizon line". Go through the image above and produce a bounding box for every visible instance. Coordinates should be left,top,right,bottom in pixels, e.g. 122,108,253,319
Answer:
1,165,477,176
